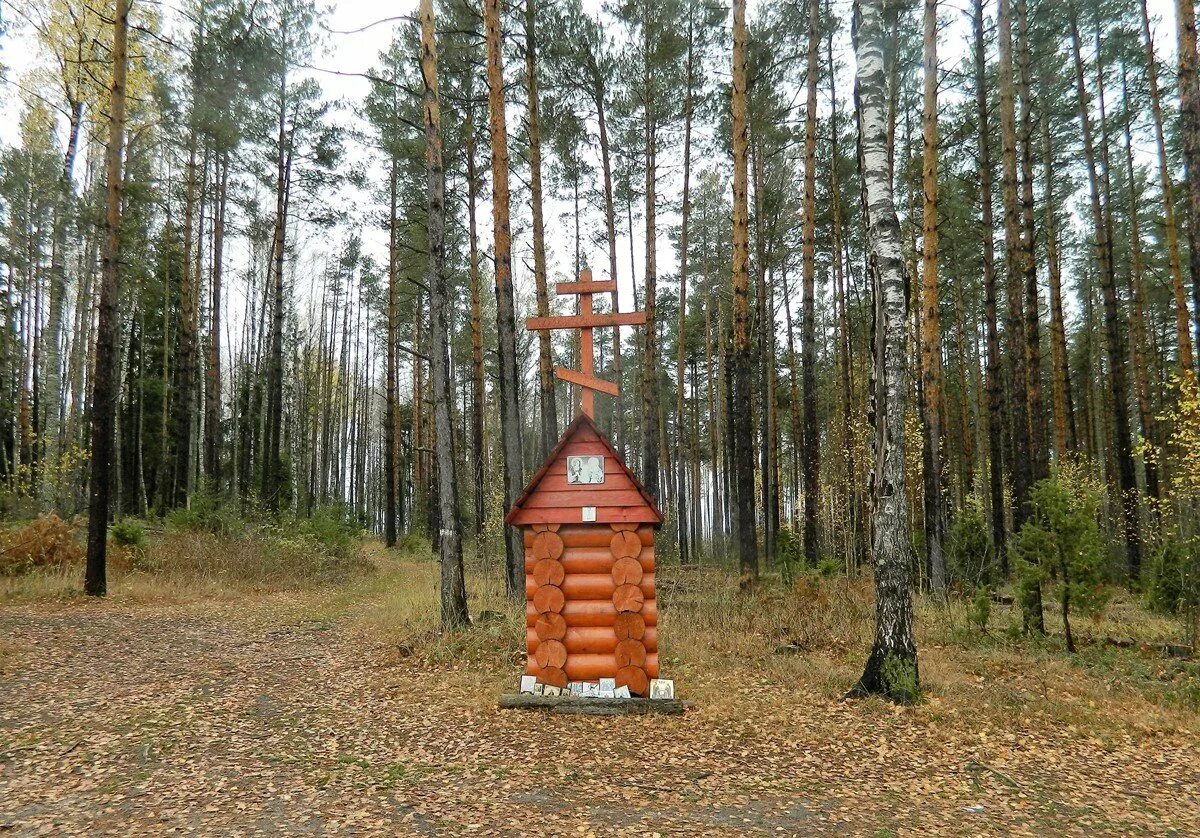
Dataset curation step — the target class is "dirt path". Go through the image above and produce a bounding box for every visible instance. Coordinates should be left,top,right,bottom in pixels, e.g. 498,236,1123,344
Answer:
1,594,1197,836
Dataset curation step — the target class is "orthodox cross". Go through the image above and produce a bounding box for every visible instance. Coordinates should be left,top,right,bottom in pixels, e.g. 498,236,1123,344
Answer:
525,269,646,419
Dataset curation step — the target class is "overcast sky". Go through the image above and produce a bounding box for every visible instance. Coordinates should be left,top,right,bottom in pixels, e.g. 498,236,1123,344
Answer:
0,0,1184,334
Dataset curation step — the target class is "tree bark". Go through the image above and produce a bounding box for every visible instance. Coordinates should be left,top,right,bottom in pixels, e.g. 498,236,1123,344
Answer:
920,0,946,593
731,0,758,591
384,159,399,547
1069,2,1141,580
1142,0,1196,376
852,0,919,704
86,0,129,597
974,0,1006,575
801,0,821,566
1178,0,1200,374
420,0,469,629
466,108,487,545
485,0,527,597
524,0,558,458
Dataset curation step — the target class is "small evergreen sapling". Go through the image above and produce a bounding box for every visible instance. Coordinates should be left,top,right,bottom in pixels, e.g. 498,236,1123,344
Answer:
1010,475,1110,653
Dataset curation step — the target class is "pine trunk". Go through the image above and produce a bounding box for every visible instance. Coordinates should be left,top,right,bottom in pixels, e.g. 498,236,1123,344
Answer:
484,0,527,597
85,0,129,597
920,0,946,592
731,0,758,591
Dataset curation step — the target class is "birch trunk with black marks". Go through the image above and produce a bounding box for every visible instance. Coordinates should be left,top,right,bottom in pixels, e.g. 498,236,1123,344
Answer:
852,0,919,703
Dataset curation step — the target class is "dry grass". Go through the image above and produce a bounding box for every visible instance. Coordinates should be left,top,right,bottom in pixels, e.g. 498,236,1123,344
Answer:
0,525,372,605
318,545,1200,741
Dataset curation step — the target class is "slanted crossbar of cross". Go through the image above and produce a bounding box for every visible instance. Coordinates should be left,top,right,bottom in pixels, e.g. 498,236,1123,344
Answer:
525,269,645,418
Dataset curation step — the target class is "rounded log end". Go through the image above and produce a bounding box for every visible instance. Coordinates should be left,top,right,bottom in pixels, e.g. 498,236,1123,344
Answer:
533,584,565,614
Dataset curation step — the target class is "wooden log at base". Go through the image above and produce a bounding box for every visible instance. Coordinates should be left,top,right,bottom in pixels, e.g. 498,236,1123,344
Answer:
538,666,568,688
534,638,568,669
614,612,646,640
499,693,690,715
534,612,567,641
527,654,659,681
616,664,649,697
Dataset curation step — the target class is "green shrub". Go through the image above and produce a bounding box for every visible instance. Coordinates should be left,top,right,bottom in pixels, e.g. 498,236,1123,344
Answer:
291,505,363,559
947,497,994,587
164,487,245,538
110,519,148,549
1010,474,1111,652
967,586,991,634
1146,536,1200,616
777,525,804,586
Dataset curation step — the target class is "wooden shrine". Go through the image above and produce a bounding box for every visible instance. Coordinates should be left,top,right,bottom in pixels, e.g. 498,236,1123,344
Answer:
505,271,664,697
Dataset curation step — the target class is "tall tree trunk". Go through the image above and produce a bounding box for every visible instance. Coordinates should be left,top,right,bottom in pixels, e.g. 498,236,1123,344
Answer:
1042,112,1077,457
384,160,399,547
484,0,526,597
85,0,129,597
975,0,1006,576
800,0,821,566
920,0,946,593
676,8,696,565
1069,3,1141,580
1178,0,1200,373
853,0,919,704
1121,61,1162,509
524,0,558,458
830,6,860,567
204,154,227,491
1143,0,1196,377
731,0,758,591
641,45,660,503
595,90,623,452
1017,0,1048,483
172,140,199,508
998,0,1034,542
420,0,469,629
466,109,487,546
262,69,291,512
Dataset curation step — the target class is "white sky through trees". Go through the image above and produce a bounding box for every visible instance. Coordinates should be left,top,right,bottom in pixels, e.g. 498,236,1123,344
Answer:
0,0,1185,357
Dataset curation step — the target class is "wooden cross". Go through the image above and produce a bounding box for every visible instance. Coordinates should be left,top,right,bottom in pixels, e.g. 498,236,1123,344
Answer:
525,269,646,419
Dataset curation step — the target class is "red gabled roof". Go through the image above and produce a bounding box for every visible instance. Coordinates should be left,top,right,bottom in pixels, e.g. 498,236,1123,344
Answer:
505,412,663,526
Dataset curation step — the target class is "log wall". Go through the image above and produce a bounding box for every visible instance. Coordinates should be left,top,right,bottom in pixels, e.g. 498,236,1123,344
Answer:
524,522,658,696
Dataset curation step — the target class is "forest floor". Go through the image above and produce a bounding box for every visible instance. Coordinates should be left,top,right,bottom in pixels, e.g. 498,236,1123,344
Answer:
1,541,1199,836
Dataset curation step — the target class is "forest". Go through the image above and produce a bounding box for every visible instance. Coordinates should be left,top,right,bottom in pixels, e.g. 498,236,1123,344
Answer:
2,0,1200,832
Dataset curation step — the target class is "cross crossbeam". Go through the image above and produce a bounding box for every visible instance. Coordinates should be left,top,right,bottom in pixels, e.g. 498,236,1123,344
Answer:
526,269,641,418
